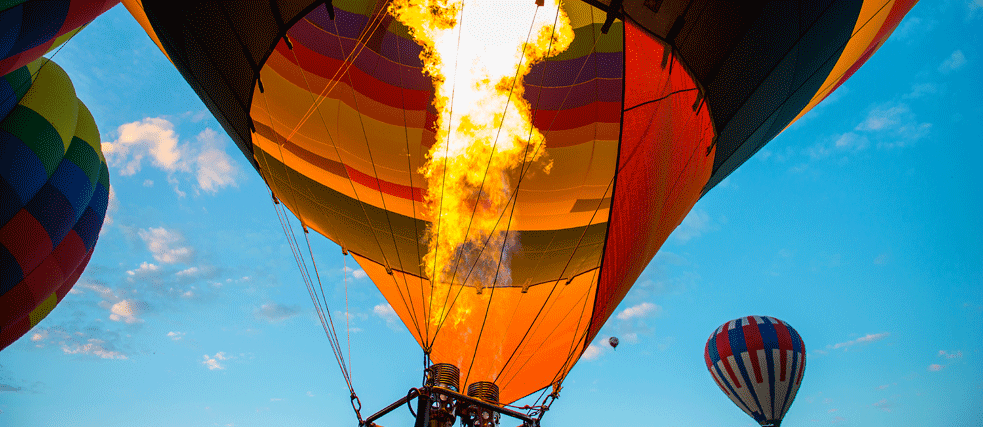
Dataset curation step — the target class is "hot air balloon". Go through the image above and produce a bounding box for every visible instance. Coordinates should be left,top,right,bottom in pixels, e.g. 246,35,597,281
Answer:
122,0,915,425
608,337,618,349
705,316,805,427
0,0,119,77
0,58,110,350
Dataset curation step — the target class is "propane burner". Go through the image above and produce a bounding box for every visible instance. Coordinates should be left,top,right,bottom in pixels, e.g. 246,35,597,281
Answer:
464,382,500,427
426,363,461,427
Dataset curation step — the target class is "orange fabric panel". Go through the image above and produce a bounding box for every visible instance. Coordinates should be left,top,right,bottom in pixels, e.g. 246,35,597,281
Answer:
587,20,716,342
358,253,599,404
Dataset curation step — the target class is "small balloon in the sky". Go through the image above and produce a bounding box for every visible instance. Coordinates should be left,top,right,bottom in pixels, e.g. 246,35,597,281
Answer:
705,316,806,427
608,337,619,349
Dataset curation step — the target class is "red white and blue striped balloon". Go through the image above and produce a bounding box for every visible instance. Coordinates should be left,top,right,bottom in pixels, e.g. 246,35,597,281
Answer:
705,316,806,427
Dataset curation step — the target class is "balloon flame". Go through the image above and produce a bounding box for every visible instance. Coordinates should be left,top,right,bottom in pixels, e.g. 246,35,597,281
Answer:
389,0,573,327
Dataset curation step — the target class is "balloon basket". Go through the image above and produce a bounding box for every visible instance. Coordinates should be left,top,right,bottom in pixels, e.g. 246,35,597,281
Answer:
360,364,541,427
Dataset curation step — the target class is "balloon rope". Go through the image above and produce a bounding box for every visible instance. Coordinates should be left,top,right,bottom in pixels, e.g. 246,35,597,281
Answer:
284,5,393,143
0,23,90,112
281,24,428,343
256,88,355,397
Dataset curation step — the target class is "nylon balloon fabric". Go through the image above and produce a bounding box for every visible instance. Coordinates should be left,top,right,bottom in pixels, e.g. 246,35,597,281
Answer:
0,0,119,77
125,0,917,405
705,316,806,427
0,58,110,351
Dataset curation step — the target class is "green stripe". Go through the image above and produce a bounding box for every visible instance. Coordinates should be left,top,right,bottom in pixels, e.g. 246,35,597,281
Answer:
64,134,101,187
96,160,110,190
2,66,34,103
549,22,623,61
0,105,65,177
0,0,27,13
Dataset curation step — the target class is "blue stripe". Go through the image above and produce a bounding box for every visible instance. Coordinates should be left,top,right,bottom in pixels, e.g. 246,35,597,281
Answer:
712,361,757,421
0,4,24,59
48,157,92,223
731,349,766,424
0,130,47,223
7,1,69,56
24,181,74,246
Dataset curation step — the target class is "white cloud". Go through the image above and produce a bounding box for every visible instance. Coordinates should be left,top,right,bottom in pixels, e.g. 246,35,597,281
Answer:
904,83,938,99
102,117,240,195
927,363,945,372
138,227,194,264
103,117,183,175
126,262,162,282
167,331,185,341
254,303,301,322
673,209,718,243
373,303,400,330
109,300,145,324
973,0,983,18
307,391,315,397
829,332,890,350
616,302,662,321
343,266,368,279
873,398,892,412
856,105,908,132
62,338,128,360
582,342,608,361
270,398,284,402
853,103,931,149
938,350,962,359
203,352,231,370
102,185,119,230
195,128,240,194
938,50,966,73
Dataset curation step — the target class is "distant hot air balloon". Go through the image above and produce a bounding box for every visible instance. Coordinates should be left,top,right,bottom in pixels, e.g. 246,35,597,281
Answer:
705,316,805,427
0,58,110,351
123,0,915,424
608,337,618,349
0,0,119,77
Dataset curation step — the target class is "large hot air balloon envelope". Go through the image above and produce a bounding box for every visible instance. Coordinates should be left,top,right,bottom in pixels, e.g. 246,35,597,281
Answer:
0,58,110,350
0,0,119,77
124,0,915,405
705,316,806,427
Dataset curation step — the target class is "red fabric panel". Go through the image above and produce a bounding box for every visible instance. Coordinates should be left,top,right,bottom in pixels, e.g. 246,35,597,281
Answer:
0,314,30,350
61,1,119,34
1,209,53,275
0,229,84,328
822,0,919,101
585,21,716,344
744,318,764,383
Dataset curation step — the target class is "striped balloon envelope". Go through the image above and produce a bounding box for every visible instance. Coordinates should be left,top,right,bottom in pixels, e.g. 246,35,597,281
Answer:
705,316,806,427
0,0,119,77
124,0,913,409
0,58,110,351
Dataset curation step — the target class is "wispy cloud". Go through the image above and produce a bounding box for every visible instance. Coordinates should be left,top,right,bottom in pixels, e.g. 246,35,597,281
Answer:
873,398,893,412
582,341,608,361
167,331,185,341
927,363,945,372
109,300,147,324
31,326,129,360
194,128,241,194
938,50,966,73
254,303,301,322
138,227,194,264
373,303,401,330
938,350,963,359
343,266,368,279
672,209,719,243
202,352,231,370
616,302,663,321
828,332,890,350
101,116,241,196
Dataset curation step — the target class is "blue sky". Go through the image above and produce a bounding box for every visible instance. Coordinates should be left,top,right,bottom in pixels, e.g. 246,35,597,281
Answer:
2,2,981,426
